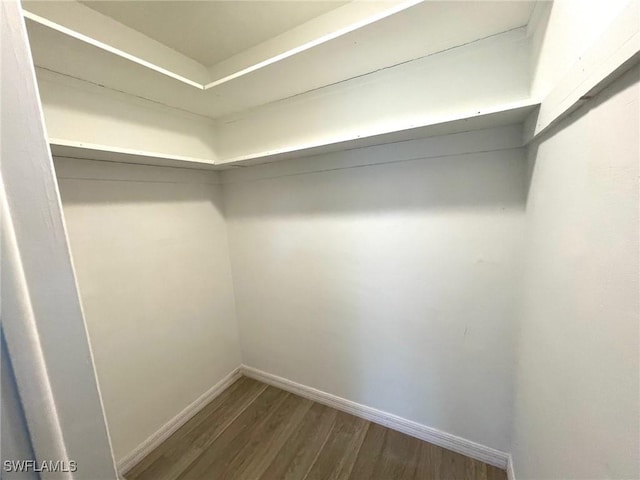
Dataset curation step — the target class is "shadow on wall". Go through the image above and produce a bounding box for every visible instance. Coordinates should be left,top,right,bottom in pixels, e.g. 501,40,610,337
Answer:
1,329,39,480
224,149,527,218
52,159,241,461
224,143,527,450
54,160,223,207
57,177,221,206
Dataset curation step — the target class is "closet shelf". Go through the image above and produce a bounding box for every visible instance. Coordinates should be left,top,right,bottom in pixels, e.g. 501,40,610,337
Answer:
49,139,220,170
49,102,540,170
213,101,541,166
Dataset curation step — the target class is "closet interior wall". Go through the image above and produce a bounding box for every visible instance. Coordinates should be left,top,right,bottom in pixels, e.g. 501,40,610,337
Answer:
221,125,527,454
54,125,527,465
511,64,639,480
54,159,241,462
14,0,638,477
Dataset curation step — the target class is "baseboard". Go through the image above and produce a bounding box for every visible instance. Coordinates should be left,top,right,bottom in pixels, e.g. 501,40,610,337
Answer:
240,365,509,469
117,364,510,473
118,366,242,475
507,454,516,480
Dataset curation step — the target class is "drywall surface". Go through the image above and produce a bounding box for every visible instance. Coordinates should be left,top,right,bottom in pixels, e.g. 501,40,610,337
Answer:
54,159,241,463
222,126,527,451
511,65,639,479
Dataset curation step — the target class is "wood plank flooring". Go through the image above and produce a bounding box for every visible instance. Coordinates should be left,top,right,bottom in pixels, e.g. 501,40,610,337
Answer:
125,377,507,480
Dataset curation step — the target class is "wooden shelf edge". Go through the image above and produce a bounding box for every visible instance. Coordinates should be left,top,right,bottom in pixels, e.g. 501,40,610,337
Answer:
48,101,541,171
49,139,222,171
219,101,541,167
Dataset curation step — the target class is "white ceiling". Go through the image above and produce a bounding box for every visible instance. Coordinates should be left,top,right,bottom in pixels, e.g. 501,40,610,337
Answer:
80,0,348,67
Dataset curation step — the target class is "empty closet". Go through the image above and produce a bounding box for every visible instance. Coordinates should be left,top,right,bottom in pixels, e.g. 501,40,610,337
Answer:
2,0,638,479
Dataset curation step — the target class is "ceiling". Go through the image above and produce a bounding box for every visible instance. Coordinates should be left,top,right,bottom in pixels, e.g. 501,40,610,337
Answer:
80,0,348,66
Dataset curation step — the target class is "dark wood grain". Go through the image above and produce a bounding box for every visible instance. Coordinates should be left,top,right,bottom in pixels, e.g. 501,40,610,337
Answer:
125,378,507,480
259,403,337,480
212,393,313,479
176,386,288,479
374,427,423,479
303,411,369,480
349,422,387,479
127,377,267,480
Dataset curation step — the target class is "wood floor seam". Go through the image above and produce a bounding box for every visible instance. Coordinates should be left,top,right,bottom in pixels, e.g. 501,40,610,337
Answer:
126,378,507,480
216,382,269,437
346,421,372,478
299,412,339,480
173,382,270,478
176,388,291,479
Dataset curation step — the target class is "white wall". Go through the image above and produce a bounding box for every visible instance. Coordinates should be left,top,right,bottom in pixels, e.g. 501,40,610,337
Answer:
511,65,639,479
54,158,241,463
222,126,527,452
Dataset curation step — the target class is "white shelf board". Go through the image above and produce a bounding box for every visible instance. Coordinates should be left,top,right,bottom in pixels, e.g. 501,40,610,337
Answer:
219,101,541,167
48,102,540,170
49,139,222,170
26,2,534,120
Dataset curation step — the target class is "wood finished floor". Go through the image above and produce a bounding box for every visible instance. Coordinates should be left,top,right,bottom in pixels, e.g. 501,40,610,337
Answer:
125,377,507,480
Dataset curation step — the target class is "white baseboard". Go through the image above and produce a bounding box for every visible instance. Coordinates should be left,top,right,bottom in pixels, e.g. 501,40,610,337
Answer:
507,454,516,480
240,365,509,470
118,366,242,475
117,364,510,474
